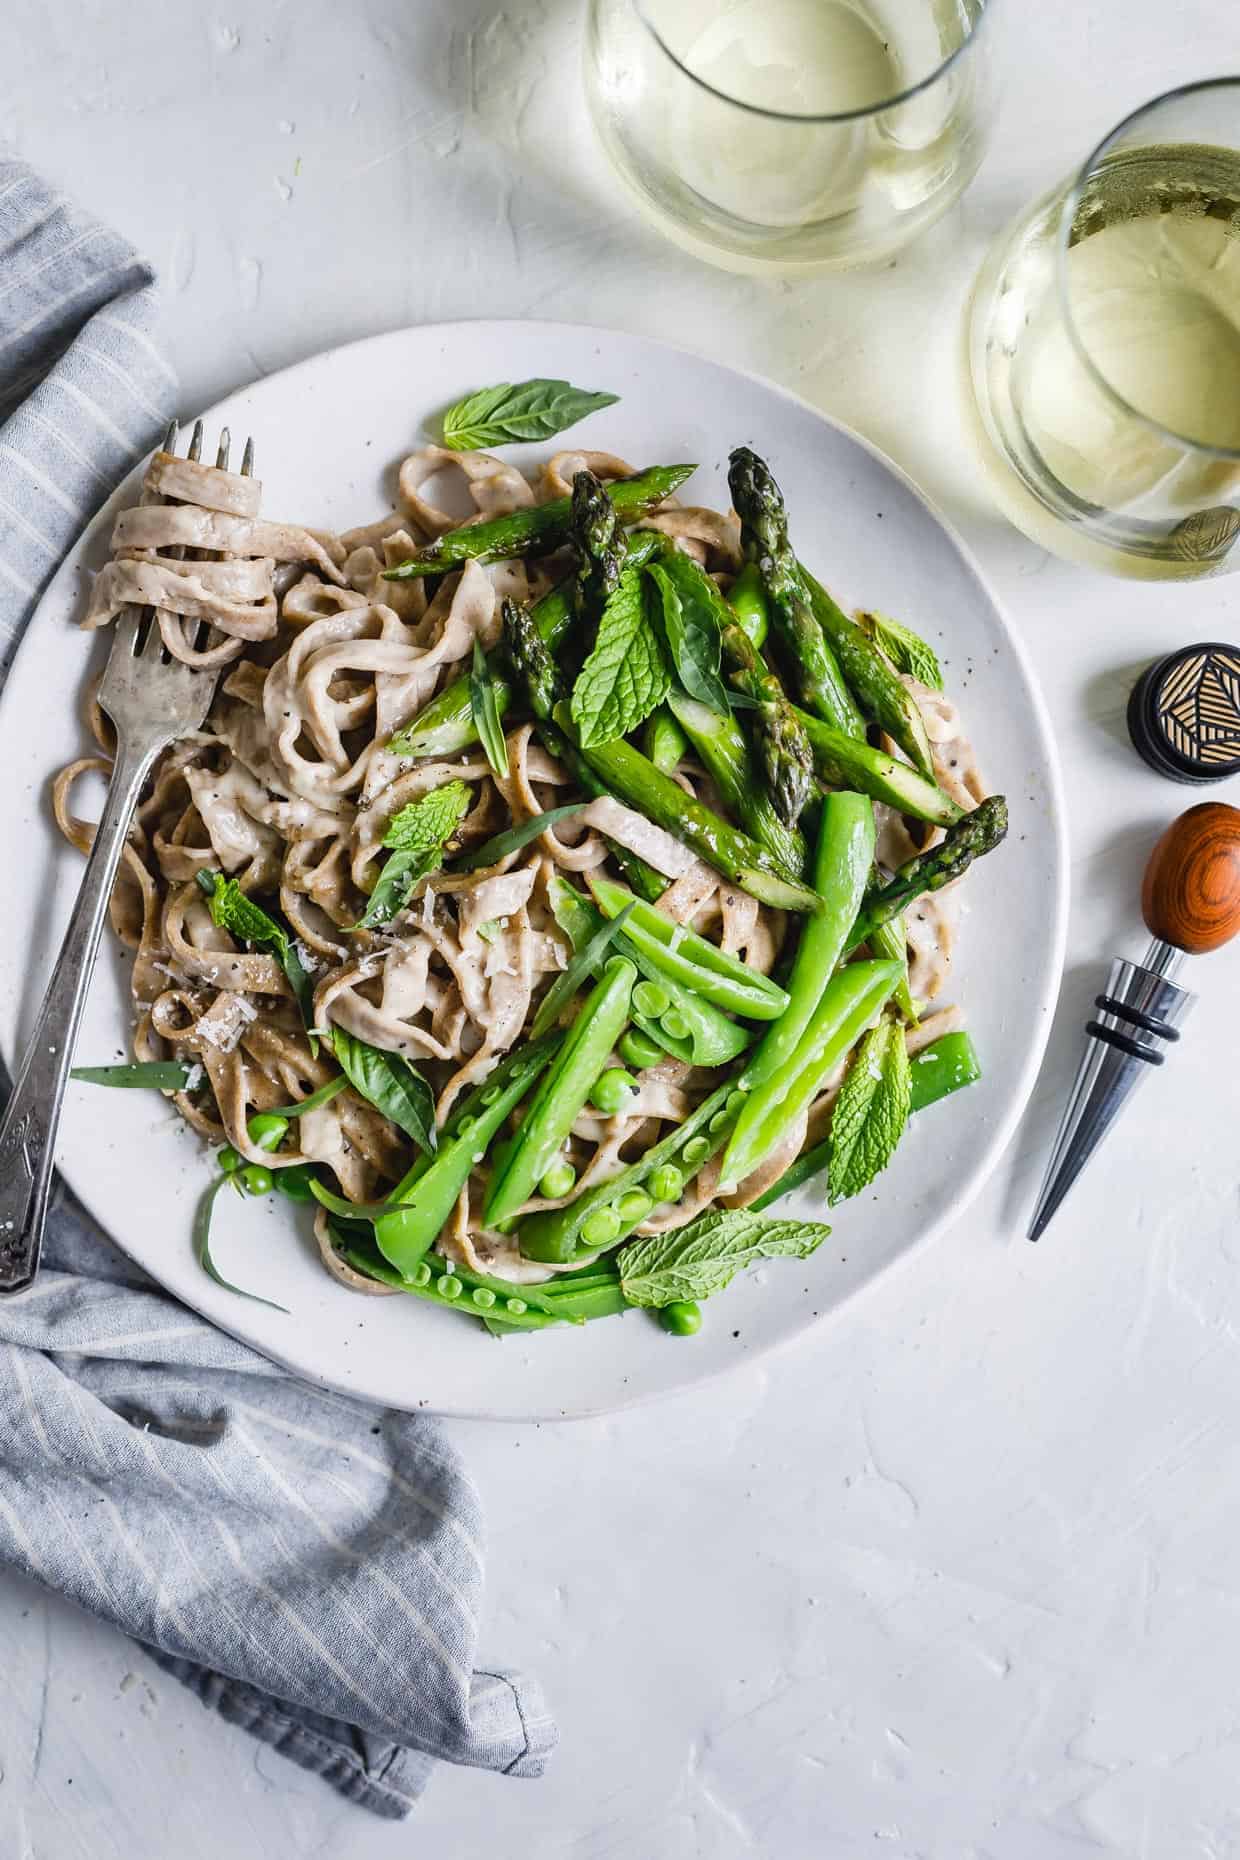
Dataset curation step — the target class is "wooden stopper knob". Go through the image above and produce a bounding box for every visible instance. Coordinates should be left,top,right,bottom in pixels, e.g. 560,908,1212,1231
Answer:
1141,802,1240,953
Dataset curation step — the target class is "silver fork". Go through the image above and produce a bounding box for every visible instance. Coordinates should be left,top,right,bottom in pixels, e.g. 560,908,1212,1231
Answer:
0,420,253,1295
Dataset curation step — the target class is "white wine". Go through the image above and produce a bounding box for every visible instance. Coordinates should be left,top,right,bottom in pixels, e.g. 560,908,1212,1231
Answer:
971,142,1240,576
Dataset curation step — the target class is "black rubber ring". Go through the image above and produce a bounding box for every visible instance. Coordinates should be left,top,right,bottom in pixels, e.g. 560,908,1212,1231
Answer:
1085,1020,1164,1065
1094,994,1181,1041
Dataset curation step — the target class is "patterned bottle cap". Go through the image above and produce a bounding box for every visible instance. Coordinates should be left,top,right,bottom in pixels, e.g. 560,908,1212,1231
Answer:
1127,643,1240,785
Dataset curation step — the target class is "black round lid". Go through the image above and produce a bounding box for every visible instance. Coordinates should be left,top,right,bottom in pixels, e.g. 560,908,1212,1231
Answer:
1127,643,1240,785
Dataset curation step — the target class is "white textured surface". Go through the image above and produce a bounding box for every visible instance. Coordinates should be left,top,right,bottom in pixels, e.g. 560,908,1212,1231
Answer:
1,2,1238,1854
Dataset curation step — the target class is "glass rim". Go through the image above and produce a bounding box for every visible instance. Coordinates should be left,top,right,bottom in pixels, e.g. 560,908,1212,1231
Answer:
1056,75,1240,465
627,0,993,127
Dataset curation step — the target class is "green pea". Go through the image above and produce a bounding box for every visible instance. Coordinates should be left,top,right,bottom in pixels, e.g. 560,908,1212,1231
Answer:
726,1089,749,1116
411,1262,432,1287
471,1287,497,1309
661,1009,690,1041
632,981,670,1018
239,1163,274,1197
505,1297,528,1315
581,1208,621,1248
589,1068,640,1115
538,1160,578,1199
618,1028,663,1071
682,1136,710,1169
272,1163,318,1202
708,1108,732,1134
217,1145,241,1175
617,1189,653,1223
439,1275,463,1300
648,1164,684,1204
660,1300,702,1336
247,1112,289,1153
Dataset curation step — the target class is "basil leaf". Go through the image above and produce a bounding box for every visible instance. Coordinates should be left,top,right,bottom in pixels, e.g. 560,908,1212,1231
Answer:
826,1016,911,1205
569,562,671,748
330,1028,438,1155
647,558,730,717
471,639,510,778
531,901,636,1039
72,1061,193,1090
450,803,585,873
196,871,317,1037
860,611,944,692
194,1177,290,1313
438,378,619,451
617,1208,830,1308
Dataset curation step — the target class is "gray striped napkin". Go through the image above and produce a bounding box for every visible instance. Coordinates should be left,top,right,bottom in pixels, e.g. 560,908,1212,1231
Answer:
0,160,555,1818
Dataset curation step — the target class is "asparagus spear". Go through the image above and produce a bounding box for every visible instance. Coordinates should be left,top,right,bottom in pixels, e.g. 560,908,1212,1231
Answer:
571,469,627,617
728,446,865,741
666,689,806,876
794,707,962,826
798,561,936,779
844,796,1008,953
383,463,695,579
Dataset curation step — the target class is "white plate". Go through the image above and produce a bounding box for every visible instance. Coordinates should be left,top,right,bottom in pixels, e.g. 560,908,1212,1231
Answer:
0,320,1067,1420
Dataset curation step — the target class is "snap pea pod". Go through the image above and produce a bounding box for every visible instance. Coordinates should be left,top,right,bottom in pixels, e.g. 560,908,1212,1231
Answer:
373,1033,562,1276
866,907,918,1023
643,705,690,773
747,1030,982,1210
587,875,790,1021
550,876,751,1070
386,532,666,760
793,707,962,826
484,956,637,1225
727,562,770,650
798,561,935,779
719,959,901,1190
741,792,875,1090
519,1073,744,1265
383,464,696,578
335,1230,567,1330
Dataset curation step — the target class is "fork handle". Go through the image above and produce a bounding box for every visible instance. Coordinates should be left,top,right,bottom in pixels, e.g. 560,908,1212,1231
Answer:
0,739,158,1294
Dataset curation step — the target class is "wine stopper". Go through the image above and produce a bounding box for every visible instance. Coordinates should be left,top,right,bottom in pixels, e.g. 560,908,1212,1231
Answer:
1029,801,1240,1241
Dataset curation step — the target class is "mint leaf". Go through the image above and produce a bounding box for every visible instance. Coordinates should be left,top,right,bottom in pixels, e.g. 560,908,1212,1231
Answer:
382,780,471,852
570,562,670,747
861,611,944,692
330,1028,438,1155
196,871,316,1036
647,555,730,717
827,1016,911,1205
470,639,510,778
438,378,619,451
617,1207,830,1308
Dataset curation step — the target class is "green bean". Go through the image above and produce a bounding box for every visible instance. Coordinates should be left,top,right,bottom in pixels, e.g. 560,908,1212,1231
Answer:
519,1073,741,1264
660,1300,702,1336
747,1030,982,1210
374,1034,561,1278
719,959,901,1190
727,563,769,649
618,1028,664,1070
484,957,636,1226
643,705,690,773
741,792,875,1090
587,875,790,1021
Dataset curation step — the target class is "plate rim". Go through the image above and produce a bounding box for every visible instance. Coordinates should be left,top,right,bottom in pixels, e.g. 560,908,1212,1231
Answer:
0,315,1069,1420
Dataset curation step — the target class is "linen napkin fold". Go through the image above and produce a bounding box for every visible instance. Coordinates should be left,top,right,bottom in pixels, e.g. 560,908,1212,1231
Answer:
0,160,555,1818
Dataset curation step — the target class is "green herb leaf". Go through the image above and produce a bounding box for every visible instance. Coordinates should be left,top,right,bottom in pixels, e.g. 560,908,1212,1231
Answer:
194,1176,290,1313
356,780,473,929
383,780,471,852
476,919,504,945
617,1207,830,1308
196,871,317,1036
647,559,730,717
72,1061,193,1090
308,1179,420,1221
264,1075,349,1118
531,901,635,1039
826,1016,911,1204
450,802,585,873
471,639,510,778
438,378,619,452
570,563,670,747
330,1028,438,1155
860,611,944,692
